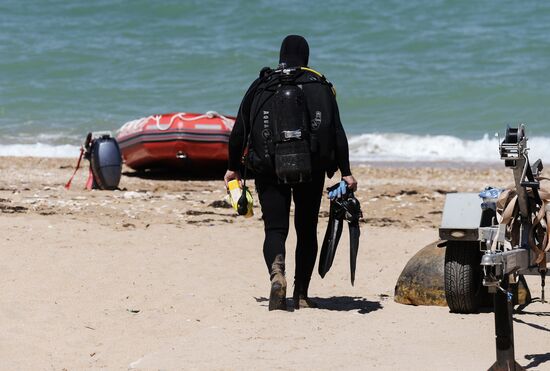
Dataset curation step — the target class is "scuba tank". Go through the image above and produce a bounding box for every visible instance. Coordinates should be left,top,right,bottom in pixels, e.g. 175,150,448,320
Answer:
271,70,312,184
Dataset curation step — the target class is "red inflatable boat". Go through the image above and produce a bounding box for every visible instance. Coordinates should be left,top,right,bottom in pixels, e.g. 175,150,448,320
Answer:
116,111,235,171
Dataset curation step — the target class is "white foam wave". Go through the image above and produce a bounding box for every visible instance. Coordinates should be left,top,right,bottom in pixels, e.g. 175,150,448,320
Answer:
348,133,550,163
1,133,550,164
0,143,80,158
2,133,82,145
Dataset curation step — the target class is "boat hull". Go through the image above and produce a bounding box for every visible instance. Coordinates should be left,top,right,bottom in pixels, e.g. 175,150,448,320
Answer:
116,112,235,171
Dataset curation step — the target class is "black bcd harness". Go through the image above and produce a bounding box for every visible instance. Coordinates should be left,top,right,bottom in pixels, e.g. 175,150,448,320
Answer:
244,67,334,185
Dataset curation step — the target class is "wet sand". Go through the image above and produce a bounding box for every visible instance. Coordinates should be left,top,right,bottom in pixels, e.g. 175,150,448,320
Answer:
1,157,549,370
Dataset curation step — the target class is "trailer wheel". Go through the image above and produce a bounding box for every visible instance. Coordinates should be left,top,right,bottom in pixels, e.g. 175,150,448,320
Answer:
444,241,483,313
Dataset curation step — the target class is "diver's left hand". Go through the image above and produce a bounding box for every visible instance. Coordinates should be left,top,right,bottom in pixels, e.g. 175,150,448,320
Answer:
342,175,358,192
224,169,241,188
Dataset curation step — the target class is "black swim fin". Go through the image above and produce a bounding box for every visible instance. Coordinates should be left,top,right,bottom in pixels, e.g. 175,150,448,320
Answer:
349,220,360,286
319,187,363,284
344,195,362,286
319,200,344,278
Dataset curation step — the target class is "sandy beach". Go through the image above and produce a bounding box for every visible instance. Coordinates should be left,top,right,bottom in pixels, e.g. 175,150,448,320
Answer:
1,157,549,370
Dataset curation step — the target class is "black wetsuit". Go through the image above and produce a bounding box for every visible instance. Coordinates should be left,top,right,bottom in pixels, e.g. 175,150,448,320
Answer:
228,67,352,288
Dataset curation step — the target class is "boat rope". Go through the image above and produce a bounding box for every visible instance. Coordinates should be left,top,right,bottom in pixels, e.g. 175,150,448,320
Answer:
178,111,235,130
117,116,150,134
117,111,235,134
152,114,171,131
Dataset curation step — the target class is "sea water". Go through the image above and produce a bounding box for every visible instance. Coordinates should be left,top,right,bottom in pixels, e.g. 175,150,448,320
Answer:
1,0,550,162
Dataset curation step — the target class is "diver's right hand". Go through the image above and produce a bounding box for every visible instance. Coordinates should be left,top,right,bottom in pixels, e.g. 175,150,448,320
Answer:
224,170,241,188
342,175,358,192
328,176,358,199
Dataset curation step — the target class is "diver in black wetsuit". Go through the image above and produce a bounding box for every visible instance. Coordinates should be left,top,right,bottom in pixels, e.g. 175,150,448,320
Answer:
224,35,357,311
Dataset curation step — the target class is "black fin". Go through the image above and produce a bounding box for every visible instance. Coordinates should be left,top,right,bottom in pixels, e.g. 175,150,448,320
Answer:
319,201,344,278
349,221,360,285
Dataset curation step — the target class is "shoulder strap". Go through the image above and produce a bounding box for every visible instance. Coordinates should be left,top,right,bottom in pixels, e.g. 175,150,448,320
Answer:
298,67,336,97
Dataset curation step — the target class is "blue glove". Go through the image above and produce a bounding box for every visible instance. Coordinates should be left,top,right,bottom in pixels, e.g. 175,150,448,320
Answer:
478,187,503,200
328,180,347,200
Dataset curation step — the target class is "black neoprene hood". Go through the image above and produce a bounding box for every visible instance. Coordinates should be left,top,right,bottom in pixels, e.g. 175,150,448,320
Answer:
279,35,309,68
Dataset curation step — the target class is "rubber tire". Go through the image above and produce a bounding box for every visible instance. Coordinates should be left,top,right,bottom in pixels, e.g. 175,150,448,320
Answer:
444,241,483,313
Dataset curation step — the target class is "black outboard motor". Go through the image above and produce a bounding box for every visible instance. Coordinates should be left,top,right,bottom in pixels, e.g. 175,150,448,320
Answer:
87,133,122,190
65,132,122,190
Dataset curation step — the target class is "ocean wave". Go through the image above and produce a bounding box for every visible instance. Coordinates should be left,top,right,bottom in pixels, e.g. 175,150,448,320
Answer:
1,133,550,164
348,133,550,163
0,143,80,158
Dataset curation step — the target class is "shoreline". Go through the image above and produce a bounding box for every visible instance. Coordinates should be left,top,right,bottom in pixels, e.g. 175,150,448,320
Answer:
0,156,514,230
1,155,502,169
354,160,499,169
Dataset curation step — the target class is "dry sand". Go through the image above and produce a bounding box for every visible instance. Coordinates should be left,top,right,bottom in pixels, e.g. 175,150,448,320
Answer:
1,157,549,370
